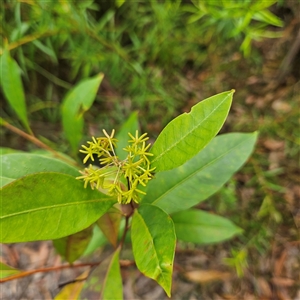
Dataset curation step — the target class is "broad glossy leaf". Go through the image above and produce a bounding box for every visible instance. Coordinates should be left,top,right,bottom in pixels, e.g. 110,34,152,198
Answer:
97,206,122,248
54,270,89,300
116,111,139,160
172,209,243,244
150,90,234,171
0,172,116,243
143,132,257,214
53,225,93,264
0,262,21,279
61,73,104,153
0,48,30,131
131,204,176,297
1,153,79,181
80,248,123,300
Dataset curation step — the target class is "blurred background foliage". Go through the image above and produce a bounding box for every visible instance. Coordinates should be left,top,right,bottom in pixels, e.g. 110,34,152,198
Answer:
1,0,299,298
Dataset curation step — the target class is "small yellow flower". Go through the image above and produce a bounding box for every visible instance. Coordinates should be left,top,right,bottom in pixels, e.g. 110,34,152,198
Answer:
77,129,155,204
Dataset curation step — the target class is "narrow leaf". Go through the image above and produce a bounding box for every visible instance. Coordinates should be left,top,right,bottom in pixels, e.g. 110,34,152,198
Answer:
0,48,30,131
143,132,257,214
1,153,79,180
97,206,122,248
150,90,234,171
172,209,243,244
61,73,104,153
131,204,176,297
53,226,93,264
116,111,139,160
0,262,21,279
80,248,123,300
0,172,116,243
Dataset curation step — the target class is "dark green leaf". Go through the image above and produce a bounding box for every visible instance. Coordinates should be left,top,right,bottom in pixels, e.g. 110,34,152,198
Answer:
0,172,116,243
172,209,243,244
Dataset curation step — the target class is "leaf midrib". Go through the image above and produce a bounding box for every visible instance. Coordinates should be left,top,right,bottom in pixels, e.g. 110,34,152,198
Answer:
151,93,231,164
1,198,114,220
151,137,251,206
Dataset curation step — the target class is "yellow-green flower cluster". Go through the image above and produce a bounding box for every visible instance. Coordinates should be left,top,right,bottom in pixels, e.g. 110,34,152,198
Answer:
77,129,155,204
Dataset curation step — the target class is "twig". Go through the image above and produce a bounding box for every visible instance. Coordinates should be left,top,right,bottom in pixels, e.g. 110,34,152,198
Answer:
0,262,99,283
2,120,79,167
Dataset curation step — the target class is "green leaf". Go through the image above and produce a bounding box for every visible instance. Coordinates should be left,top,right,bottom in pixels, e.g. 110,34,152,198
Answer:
80,248,123,300
0,147,23,155
172,209,243,244
143,132,258,214
0,48,30,131
61,73,104,153
0,262,21,279
53,225,93,264
83,225,107,256
97,206,122,248
116,111,139,160
253,10,283,27
150,90,234,171
0,172,116,243
1,153,79,181
131,204,176,297
0,176,14,188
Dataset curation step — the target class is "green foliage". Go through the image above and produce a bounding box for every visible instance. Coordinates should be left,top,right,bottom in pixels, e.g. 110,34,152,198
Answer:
150,90,233,171
172,209,243,244
0,47,30,132
0,90,258,296
0,173,115,243
131,204,176,296
0,262,21,279
0,0,282,131
61,73,104,153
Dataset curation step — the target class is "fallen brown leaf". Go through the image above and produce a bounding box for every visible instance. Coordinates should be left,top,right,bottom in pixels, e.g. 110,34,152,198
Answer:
184,270,231,284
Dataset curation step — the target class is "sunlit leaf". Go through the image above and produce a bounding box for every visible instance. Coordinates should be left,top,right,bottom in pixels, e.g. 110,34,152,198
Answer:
0,172,116,243
0,48,30,131
0,262,21,279
61,73,104,153
131,204,175,297
80,248,123,300
172,209,243,244
150,90,233,171
0,176,14,188
53,226,93,264
143,132,257,214
1,153,79,181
